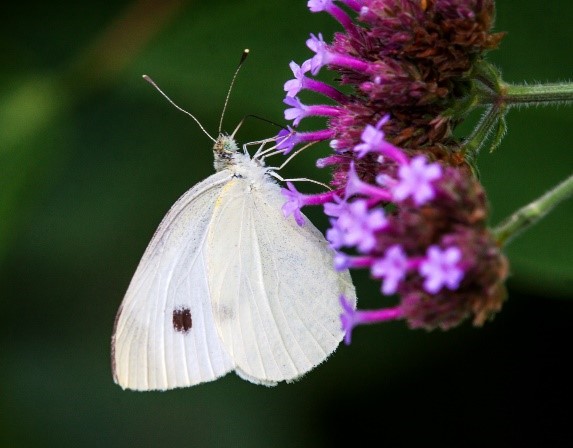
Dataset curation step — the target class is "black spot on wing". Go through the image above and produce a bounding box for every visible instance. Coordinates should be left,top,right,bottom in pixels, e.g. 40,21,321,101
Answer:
173,307,192,333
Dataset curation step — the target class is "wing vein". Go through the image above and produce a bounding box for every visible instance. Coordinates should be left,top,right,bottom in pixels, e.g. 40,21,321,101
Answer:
251,203,300,374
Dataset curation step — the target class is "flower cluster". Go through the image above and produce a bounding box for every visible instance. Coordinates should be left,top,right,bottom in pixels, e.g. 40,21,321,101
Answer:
278,0,509,342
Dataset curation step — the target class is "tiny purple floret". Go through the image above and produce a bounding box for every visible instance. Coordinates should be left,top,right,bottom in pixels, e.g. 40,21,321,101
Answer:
419,245,465,294
281,182,306,226
353,116,389,158
392,155,442,206
334,252,350,271
275,127,334,154
307,0,332,12
326,219,345,250
324,195,346,217
306,33,332,75
345,162,392,202
339,295,357,345
327,199,387,252
284,61,311,97
276,128,296,153
371,245,409,295
354,123,386,158
340,295,403,345
284,96,308,127
284,96,340,127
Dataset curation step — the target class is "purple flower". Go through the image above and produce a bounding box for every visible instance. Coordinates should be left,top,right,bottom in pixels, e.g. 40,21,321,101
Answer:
354,124,386,158
316,155,346,168
276,128,295,153
371,245,409,295
308,0,355,32
323,195,346,217
345,162,392,202
306,33,370,75
284,96,341,127
284,60,347,102
326,219,345,249
340,295,403,345
353,117,410,164
306,33,332,75
284,61,311,97
375,173,395,187
344,162,367,197
392,155,442,205
275,127,334,154
281,182,306,226
335,253,374,271
282,182,340,226
307,0,332,12
327,199,387,252
334,252,350,271
419,245,464,294
339,295,357,345
283,97,308,127
278,0,509,334
353,116,390,158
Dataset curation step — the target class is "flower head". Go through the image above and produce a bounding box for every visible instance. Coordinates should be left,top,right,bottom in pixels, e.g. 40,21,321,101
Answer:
279,0,509,338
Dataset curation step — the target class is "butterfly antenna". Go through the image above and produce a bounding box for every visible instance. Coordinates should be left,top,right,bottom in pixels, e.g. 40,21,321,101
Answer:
219,49,250,135
142,75,216,143
230,114,285,140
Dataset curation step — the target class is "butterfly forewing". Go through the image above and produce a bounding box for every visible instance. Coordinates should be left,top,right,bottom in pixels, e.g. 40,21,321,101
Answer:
112,171,235,390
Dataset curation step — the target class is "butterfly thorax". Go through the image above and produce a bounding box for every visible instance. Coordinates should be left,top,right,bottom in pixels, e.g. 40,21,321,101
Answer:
212,134,274,191
213,134,268,177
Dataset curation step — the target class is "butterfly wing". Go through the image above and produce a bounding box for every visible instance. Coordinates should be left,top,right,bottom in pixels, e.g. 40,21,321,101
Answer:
207,177,356,385
112,170,236,391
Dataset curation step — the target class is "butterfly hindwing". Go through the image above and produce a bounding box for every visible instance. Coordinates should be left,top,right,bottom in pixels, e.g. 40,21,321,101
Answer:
207,176,356,385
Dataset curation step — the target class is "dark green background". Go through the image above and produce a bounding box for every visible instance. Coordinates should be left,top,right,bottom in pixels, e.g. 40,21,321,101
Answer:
1,1,572,446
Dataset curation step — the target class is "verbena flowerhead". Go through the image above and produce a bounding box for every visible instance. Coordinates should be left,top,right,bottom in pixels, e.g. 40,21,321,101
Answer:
279,0,509,341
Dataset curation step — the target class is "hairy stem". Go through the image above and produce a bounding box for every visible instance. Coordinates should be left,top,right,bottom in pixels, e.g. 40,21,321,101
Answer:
480,81,573,108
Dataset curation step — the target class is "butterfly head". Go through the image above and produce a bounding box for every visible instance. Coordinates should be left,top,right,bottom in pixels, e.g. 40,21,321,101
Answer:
213,134,241,171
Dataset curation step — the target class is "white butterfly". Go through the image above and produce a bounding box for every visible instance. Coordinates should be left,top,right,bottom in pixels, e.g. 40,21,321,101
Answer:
111,67,356,390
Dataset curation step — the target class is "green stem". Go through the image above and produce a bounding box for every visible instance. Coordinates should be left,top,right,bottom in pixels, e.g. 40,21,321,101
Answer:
461,104,504,160
480,81,573,107
493,172,573,246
